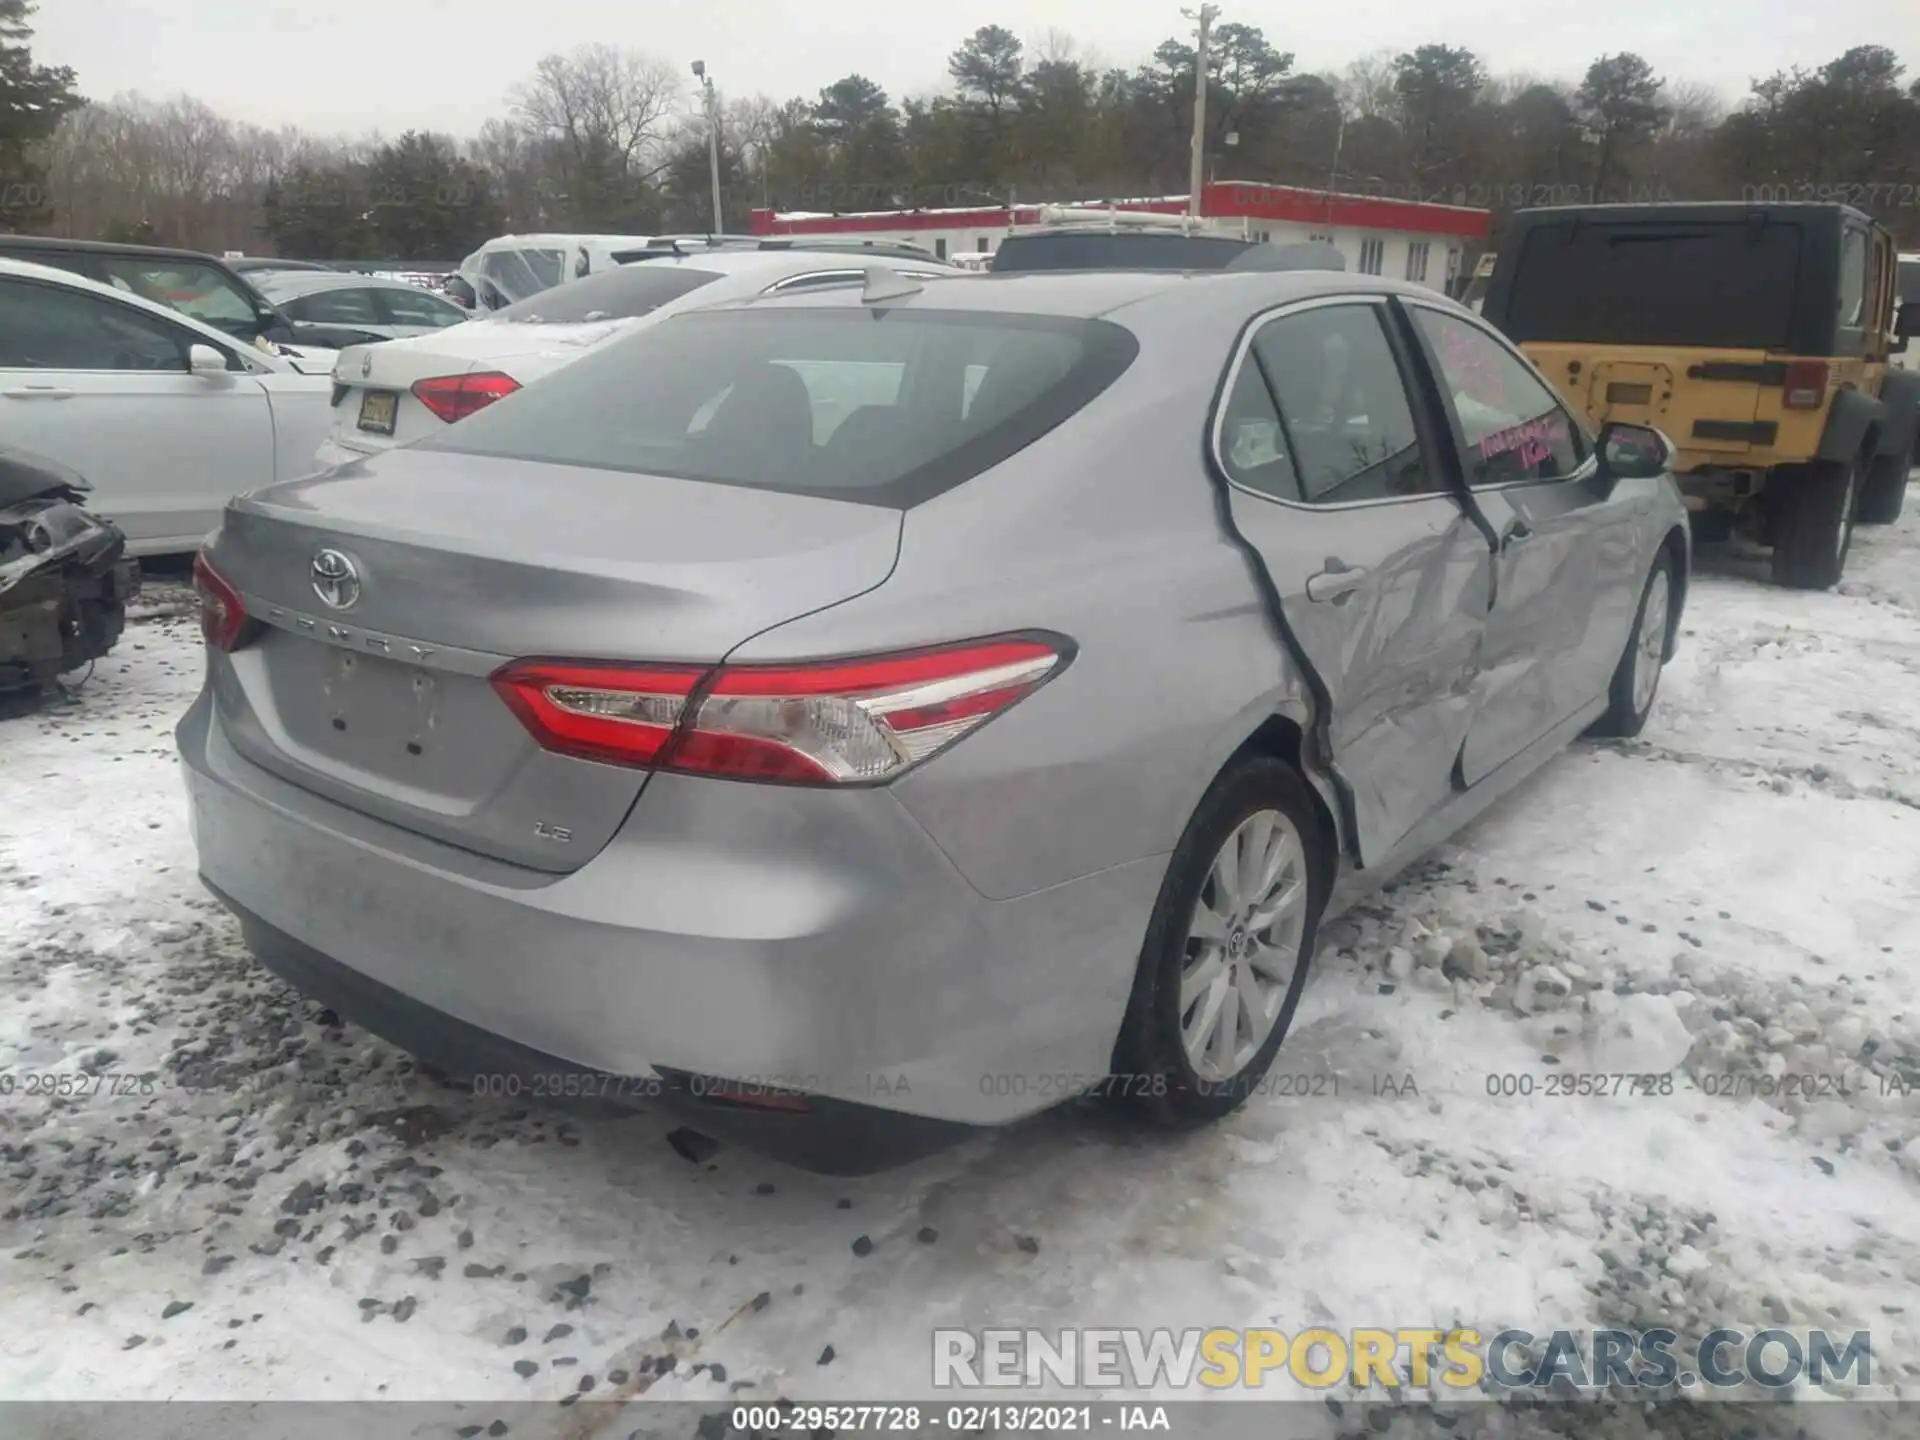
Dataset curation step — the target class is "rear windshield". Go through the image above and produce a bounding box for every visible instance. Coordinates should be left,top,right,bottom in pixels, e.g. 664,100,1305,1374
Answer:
1502,221,1803,349
418,308,1139,507
992,232,1250,272
492,265,723,323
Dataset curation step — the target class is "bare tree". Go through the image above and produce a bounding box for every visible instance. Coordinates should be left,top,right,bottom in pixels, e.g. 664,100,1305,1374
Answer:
511,43,681,225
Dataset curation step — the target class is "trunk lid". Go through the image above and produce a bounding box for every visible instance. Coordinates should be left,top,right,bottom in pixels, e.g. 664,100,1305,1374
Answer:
325,319,638,456
204,448,903,871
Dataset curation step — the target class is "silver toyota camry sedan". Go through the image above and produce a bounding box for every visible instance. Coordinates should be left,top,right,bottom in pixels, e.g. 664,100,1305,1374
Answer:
178,265,1688,1173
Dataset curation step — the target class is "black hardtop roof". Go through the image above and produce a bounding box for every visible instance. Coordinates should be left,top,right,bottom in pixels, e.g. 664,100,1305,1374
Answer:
0,233,244,265
1506,201,1876,229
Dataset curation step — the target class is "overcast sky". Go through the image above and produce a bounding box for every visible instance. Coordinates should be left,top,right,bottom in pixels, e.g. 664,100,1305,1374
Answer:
29,0,1920,139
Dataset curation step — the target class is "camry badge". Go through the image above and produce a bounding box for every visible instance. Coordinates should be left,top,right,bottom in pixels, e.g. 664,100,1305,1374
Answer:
310,548,361,610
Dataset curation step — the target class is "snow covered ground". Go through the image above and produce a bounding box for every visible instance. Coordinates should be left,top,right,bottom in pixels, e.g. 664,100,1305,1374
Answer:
4,516,1920,1439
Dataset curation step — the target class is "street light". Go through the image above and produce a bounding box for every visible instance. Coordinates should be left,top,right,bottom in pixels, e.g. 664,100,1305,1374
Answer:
691,59,722,234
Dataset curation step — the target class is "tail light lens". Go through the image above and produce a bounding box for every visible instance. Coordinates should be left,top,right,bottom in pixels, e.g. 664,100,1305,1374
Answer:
191,552,251,653
492,636,1067,785
1782,360,1828,410
410,370,521,423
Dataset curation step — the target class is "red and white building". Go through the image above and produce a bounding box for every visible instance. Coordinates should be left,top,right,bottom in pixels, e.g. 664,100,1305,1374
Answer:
749,180,1491,293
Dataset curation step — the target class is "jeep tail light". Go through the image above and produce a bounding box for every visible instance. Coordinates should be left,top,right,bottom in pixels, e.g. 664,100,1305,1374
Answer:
491,636,1069,784
1782,360,1828,410
192,552,251,653
410,370,521,423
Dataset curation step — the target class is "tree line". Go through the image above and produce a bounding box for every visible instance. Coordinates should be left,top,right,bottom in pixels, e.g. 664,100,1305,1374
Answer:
3,0,1918,262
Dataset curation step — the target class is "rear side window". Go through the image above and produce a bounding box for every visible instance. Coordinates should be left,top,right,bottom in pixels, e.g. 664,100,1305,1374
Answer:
1502,221,1802,350
419,309,1139,508
286,287,379,325
493,265,723,323
1837,229,1868,328
377,286,468,328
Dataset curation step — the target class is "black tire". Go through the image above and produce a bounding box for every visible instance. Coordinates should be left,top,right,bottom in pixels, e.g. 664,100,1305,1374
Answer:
1769,455,1860,590
1109,755,1328,1126
1591,549,1675,739
1856,450,1908,526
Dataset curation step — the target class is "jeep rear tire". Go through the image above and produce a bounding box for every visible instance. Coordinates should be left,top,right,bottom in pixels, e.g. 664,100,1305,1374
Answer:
1857,451,1908,526
1769,456,1860,590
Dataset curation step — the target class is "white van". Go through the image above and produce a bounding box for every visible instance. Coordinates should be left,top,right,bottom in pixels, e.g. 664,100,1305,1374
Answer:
457,234,660,313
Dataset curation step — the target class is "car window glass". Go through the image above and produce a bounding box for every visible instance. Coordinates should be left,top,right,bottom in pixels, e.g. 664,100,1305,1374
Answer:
286,287,380,325
1249,305,1437,503
481,249,555,304
1838,230,1868,327
0,278,188,371
95,258,258,329
377,286,468,328
1413,307,1585,485
1216,352,1300,501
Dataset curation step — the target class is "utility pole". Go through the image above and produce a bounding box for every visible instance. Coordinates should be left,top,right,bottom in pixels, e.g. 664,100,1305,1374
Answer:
692,60,723,234
1182,5,1219,218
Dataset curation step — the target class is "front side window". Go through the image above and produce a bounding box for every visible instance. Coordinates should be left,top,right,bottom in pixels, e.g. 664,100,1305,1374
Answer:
96,258,260,333
0,278,189,371
1413,307,1586,486
1241,303,1439,504
286,287,380,325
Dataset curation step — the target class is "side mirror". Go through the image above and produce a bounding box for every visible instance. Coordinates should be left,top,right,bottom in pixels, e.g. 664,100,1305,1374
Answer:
188,344,230,376
1597,421,1672,481
1893,300,1920,352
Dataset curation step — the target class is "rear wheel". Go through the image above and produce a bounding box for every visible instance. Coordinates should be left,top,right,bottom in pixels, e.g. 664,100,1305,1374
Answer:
1769,455,1860,590
1110,756,1327,1126
1857,450,1909,526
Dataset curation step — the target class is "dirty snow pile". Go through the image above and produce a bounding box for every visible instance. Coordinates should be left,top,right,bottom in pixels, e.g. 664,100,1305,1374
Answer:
3,521,1920,1440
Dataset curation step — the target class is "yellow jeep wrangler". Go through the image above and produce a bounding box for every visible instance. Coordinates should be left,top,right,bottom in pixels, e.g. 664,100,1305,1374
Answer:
1481,203,1920,589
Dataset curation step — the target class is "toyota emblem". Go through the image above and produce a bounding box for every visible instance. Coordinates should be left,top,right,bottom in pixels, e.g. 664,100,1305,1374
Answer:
310,548,361,610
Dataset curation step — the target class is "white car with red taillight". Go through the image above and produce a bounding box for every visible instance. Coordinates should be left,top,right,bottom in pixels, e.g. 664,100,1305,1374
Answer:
314,249,962,468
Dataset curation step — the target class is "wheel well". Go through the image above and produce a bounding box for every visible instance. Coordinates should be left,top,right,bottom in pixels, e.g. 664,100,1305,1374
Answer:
1235,716,1343,886
1660,524,1688,661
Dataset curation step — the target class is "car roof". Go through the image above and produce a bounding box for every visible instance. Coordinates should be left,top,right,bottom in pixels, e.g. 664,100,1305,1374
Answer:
0,232,247,266
1507,201,1874,227
254,271,444,298
625,249,959,279
691,266,1428,321
0,256,294,359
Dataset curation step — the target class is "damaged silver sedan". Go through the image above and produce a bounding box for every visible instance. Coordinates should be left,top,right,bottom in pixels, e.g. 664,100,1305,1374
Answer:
179,267,1687,1173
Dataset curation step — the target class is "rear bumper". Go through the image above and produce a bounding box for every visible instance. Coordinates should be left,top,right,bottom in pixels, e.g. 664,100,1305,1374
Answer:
177,689,1162,1166
206,880,978,1174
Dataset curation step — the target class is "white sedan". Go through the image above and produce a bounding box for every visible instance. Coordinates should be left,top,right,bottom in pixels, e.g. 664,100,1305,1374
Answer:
0,258,334,556
317,249,961,467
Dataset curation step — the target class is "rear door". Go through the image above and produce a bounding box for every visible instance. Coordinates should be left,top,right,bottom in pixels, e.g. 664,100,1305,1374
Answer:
0,272,273,552
1214,296,1494,865
1406,300,1641,783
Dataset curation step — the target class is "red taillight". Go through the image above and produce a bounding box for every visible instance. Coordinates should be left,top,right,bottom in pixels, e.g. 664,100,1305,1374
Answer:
191,552,250,652
410,370,521,423
1782,360,1828,410
491,636,1067,784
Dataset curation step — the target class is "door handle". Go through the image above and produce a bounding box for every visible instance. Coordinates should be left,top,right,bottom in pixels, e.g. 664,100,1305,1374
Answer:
1305,562,1370,602
3,386,75,400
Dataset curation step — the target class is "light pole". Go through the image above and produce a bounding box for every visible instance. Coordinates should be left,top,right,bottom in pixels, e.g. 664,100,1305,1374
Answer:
1181,5,1219,219
691,59,723,235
